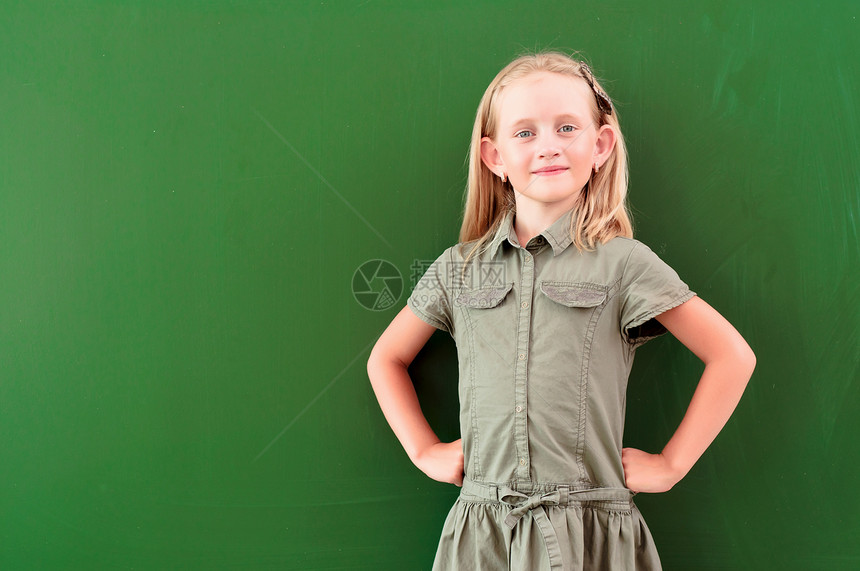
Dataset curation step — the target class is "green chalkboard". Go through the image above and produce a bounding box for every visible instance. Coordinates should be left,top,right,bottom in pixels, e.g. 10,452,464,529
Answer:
1,2,857,569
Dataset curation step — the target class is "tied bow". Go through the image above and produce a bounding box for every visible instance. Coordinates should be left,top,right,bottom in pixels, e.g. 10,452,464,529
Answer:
498,487,562,529
497,487,567,569
459,479,635,571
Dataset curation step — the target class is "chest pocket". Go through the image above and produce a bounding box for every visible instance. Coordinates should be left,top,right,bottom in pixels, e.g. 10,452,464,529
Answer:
539,281,609,353
454,282,515,352
455,282,514,309
539,281,607,308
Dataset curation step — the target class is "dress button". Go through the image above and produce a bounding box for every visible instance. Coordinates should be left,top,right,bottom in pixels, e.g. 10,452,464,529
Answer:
521,301,529,308
515,405,522,413
524,253,532,262
518,353,525,360
519,459,526,466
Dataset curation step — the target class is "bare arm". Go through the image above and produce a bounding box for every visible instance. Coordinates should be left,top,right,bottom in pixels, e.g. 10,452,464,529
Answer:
366,305,464,486
622,295,756,493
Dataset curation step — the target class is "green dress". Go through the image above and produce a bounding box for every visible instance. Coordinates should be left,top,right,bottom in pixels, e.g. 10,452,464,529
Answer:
407,206,695,570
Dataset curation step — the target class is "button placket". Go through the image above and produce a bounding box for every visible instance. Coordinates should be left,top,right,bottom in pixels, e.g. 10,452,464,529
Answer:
514,248,534,479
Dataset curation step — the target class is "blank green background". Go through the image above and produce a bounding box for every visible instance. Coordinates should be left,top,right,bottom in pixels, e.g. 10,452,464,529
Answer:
2,1,858,569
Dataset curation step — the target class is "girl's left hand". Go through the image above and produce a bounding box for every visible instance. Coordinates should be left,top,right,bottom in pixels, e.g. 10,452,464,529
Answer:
621,447,685,493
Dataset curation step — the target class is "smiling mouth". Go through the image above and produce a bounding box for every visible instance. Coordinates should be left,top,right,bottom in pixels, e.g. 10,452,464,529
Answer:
533,166,568,175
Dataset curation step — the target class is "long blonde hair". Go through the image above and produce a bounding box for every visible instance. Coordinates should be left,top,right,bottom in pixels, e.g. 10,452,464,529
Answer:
458,51,633,264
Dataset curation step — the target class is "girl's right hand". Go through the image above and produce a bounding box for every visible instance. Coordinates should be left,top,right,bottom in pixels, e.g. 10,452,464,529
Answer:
412,439,464,486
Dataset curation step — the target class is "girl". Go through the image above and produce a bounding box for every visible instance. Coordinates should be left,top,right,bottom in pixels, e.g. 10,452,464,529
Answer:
367,51,755,570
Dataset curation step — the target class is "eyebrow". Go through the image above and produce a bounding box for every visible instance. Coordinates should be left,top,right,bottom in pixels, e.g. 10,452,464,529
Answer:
508,113,589,127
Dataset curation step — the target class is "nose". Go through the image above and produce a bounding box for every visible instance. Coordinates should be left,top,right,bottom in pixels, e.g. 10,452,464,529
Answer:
537,136,562,160
538,146,561,160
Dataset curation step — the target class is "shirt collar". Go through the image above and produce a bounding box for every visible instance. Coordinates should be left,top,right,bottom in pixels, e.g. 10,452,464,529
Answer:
487,206,576,257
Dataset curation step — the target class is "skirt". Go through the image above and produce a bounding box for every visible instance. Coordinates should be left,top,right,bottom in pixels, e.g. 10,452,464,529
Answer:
432,478,662,571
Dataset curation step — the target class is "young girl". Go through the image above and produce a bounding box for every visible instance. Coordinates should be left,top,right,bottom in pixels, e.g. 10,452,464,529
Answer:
367,51,755,570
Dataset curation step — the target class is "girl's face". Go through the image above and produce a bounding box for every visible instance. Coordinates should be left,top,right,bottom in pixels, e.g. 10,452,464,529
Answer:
481,71,616,213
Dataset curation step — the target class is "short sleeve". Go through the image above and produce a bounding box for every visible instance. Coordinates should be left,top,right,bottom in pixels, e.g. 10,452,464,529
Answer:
619,241,695,346
407,247,454,334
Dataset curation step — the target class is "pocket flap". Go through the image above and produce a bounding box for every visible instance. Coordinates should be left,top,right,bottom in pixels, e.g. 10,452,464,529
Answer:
455,282,513,309
540,281,606,307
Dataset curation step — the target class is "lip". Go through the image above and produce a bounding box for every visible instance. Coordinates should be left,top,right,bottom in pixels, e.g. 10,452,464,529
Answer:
532,166,568,175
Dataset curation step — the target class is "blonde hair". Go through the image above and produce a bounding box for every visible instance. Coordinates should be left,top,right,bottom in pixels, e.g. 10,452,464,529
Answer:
458,51,633,265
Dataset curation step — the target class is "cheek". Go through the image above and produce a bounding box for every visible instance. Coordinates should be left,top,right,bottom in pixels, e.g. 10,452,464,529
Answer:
569,142,595,159
566,148,598,185
568,146,597,170
499,149,532,180
503,147,531,167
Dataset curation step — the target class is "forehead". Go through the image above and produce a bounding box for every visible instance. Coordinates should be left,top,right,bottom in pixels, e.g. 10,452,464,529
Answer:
496,71,594,124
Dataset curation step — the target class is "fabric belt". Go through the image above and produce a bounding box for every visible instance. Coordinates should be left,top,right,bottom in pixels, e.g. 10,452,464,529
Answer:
461,478,634,571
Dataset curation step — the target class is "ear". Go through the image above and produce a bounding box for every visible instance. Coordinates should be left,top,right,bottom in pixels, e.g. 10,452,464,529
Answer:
480,136,505,176
593,125,617,169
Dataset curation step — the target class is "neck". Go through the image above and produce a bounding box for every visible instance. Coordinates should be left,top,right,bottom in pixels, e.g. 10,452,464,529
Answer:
512,197,576,247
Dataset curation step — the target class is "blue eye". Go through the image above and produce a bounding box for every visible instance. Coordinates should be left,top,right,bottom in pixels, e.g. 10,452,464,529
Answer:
515,130,533,138
559,125,575,133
